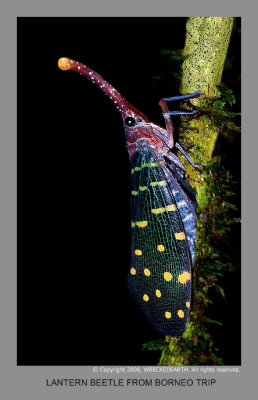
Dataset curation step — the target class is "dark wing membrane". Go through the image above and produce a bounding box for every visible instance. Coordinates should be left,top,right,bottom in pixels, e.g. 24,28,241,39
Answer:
128,146,191,336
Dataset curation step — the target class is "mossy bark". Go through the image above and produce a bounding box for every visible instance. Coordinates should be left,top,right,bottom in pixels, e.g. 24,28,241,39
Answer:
179,17,234,185
181,17,234,98
159,17,234,366
179,17,234,227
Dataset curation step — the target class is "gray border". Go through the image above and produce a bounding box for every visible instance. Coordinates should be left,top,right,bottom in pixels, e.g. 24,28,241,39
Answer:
1,0,255,398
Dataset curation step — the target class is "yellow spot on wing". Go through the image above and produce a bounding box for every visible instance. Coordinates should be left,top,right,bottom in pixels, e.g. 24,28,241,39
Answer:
150,181,167,187
131,222,136,228
132,162,158,171
178,271,191,284
186,301,190,308
144,268,151,276
132,191,138,196
164,272,172,281
139,186,147,191
157,244,165,252
165,311,171,319
141,162,158,168
166,204,177,211
130,267,136,275
143,294,149,302
131,169,134,174
175,232,186,240
136,221,148,228
156,289,161,298
151,207,166,214
135,249,142,256
178,310,184,318
152,205,176,214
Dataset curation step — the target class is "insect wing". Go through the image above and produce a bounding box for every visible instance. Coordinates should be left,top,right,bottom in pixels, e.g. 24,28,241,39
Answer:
164,164,197,265
128,147,191,336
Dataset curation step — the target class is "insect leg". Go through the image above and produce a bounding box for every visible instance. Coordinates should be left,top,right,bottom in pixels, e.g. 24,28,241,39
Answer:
160,90,201,116
158,91,201,147
162,91,201,102
158,99,175,148
175,143,200,169
165,110,198,116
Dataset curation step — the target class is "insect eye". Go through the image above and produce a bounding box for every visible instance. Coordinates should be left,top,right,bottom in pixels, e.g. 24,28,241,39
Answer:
125,116,136,127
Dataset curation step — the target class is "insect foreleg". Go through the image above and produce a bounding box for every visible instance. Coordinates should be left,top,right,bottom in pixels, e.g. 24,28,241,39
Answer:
158,91,201,149
158,99,174,148
162,91,201,102
165,109,198,116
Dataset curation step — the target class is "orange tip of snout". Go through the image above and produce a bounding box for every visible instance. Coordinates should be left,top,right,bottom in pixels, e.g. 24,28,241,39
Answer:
58,57,72,71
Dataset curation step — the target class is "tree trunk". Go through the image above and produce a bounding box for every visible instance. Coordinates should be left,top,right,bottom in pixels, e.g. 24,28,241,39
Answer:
159,17,236,366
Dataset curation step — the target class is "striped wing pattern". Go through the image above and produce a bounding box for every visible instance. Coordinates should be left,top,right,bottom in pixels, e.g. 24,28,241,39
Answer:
164,166,197,265
128,146,192,336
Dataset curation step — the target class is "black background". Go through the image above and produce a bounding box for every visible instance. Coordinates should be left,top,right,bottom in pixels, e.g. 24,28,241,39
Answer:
18,17,241,365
